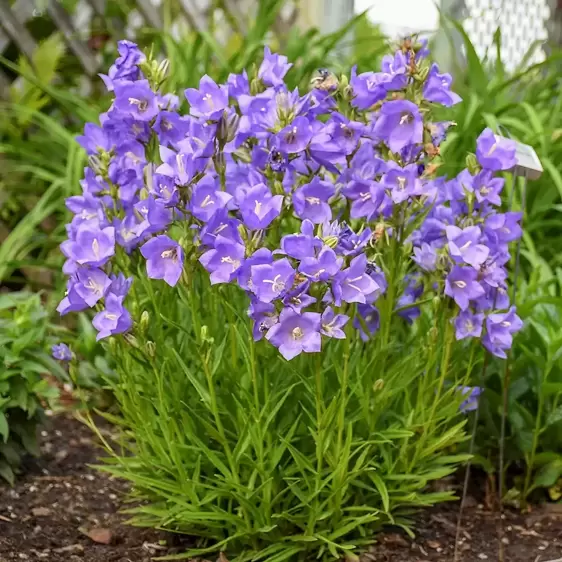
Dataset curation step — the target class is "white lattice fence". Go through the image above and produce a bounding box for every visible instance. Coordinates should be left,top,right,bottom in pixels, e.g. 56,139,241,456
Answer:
463,0,551,70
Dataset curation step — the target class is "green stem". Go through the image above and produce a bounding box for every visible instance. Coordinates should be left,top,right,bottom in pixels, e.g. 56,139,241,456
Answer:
307,355,324,534
522,363,549,503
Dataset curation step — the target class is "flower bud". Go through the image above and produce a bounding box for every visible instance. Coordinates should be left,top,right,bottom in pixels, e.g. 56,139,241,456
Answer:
324,235,339,249
200,325,215,345
146,341,156,357
465,153,480,175
373,379,384,392
140,311,150,332
124,334,140,349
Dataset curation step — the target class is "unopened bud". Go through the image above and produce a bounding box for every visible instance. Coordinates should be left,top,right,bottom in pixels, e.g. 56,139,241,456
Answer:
432,295,441,311
124,334,140,349
200,325,214,345
373,379,384,392
324,235,339,249
465,153,480,175
140,311,150,332
146,341,156,357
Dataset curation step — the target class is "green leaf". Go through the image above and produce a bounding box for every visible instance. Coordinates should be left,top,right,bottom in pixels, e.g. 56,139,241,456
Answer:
0,411,8,442
367,471,389,512
529,460,562,493
0,461,15,486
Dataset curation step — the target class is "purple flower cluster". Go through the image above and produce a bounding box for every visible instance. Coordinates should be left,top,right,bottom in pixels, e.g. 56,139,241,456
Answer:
58,39,523,361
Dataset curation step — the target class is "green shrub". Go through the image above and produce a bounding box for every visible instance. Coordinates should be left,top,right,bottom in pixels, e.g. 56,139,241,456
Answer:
0,292,63,484
55,35,528,560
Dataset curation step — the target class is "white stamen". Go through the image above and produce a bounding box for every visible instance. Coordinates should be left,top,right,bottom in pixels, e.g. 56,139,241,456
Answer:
292,327,304,340
92,238,100,259
176,154,185,176
455,280,467,289
305,196,321,205
201,195,215,207
263,274,285,293
220,256,241,271
501,321,511,328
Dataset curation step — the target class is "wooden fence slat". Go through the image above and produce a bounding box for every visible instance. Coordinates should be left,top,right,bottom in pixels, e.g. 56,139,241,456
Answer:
177,0,208,33
135,0,163,29
0,0,37,61
84,0,106,16
46,0,99,76
0,0,35,55
222,0,247,35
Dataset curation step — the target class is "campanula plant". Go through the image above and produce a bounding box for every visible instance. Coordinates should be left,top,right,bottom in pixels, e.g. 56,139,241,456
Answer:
57,38,524,560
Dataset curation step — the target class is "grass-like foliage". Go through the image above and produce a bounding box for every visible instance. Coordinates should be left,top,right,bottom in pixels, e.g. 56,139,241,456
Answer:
96,274,477,561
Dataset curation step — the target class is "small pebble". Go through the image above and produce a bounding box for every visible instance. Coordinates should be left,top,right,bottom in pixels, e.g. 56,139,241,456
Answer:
41,431,48,437
478,554,488,560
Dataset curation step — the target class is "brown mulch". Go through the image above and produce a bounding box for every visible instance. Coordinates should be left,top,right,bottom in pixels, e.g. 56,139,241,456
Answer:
0,415,561,562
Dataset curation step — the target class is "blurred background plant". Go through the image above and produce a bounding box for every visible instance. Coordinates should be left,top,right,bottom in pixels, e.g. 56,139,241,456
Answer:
0,291,63,484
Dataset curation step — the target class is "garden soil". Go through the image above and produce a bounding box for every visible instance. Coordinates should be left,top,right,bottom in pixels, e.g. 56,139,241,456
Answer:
0,414,560,562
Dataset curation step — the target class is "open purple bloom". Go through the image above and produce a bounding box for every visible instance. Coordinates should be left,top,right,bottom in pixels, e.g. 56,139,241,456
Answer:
445,266,485,311
92,294,132,341
484,212,522,245
61,226,115,267
383,162,421,204
331,254,380,306
248,299,278,342
372,100,423,154
476,128,517,171
423,64,462,106
353,304,380,341
293,177,335,223
114,80,159,121
349,67,387,109
282,281,316,312
458,386,482,413
239,183,283,230
140,235,184,286
185,75,229,119
199,235,245,285
258,46,292,87
73,267,112,307
454,310,484,340
99,40,145,91
250,258,295,303
380,51,408,90
482,306,523,358
299,246,342,281
321,307,349,339
446,225,490,269
279,220,322,260
273,117,313,154
52,343,72,361
76,123,112,155
190,179,233,223
109,273,133,297
266,308,321,360
413,242,438,271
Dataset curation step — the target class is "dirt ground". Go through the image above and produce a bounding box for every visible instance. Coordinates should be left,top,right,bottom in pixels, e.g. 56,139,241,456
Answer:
0,414,560,562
